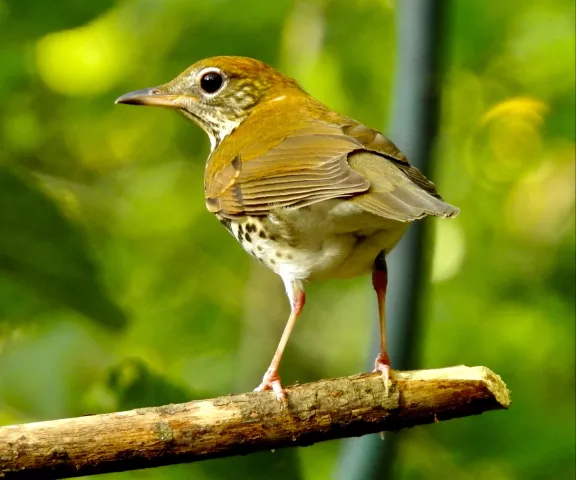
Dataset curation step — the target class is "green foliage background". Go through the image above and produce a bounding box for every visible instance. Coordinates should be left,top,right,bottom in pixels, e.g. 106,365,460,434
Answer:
0,0,574,478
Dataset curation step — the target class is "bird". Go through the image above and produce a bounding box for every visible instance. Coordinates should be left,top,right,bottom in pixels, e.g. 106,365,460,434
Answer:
116,56,459,400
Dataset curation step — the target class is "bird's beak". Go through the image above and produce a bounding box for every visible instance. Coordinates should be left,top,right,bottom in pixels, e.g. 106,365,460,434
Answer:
115,87,186,108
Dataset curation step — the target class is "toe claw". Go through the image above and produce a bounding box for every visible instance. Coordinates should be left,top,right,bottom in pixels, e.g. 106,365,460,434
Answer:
255,369,287,402
374,352,391,395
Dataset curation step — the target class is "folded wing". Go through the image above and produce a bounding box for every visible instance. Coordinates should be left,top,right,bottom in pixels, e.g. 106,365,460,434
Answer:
206,118,459,221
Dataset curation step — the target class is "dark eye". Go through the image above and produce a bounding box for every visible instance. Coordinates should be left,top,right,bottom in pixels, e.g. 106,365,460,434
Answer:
200,71,223,94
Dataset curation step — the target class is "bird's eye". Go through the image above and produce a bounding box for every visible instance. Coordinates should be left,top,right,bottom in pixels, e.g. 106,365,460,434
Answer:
199,71,224,94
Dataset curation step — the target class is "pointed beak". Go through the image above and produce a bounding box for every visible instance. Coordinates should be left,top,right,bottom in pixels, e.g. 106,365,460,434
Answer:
115,87,186,108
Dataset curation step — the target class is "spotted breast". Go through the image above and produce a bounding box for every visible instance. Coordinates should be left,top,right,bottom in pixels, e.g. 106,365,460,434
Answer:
217,198,409,283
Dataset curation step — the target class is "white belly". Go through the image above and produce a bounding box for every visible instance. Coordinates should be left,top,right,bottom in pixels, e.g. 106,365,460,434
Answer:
224,200,409,282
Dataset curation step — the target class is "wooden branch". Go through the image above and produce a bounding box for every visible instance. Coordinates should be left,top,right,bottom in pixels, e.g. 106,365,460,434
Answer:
0,365,510,479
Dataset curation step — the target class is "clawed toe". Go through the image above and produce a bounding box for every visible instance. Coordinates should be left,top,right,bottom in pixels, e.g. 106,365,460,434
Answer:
374,352,391,395
254,369,287,401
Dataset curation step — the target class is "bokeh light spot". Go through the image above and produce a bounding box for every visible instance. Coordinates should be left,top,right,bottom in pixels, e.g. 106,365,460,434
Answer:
469,97,549,186
35,14,132,96
480,97,547,127
431,221,466,283
505,146,575,244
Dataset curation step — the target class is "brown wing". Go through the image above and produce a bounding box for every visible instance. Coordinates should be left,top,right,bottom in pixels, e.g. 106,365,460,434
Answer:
205,121,370,217
347,151,459,221
206,114,458,221
341,121,459,221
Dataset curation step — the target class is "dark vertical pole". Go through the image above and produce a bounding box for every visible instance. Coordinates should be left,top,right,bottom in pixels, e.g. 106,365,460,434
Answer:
336,1,446,478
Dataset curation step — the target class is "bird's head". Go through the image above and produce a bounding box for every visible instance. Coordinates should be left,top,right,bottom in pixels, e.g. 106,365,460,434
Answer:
116,56,304,150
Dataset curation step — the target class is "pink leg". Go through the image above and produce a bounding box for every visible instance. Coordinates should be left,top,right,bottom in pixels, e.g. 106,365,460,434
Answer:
372,251,391,394
255,280,306,401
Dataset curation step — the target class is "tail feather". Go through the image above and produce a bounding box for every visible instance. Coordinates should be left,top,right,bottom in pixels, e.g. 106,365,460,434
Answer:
348,151,459,222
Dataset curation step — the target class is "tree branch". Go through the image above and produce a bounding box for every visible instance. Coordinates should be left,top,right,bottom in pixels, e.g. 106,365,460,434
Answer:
0,365,510,479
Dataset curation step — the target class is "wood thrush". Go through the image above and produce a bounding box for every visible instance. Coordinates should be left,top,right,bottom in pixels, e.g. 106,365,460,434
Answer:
116,56,459,400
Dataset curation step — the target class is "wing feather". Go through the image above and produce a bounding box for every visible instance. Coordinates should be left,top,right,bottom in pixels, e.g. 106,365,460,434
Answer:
348,151,459,221
206,123,369,216
206,113,458,221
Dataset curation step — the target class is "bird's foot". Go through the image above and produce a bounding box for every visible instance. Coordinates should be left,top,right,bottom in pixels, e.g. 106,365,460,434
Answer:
373,352,391,395
254,368,286,401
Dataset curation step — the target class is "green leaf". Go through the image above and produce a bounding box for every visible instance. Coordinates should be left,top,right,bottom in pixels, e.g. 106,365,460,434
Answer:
107,359,191,410
0,167,126,329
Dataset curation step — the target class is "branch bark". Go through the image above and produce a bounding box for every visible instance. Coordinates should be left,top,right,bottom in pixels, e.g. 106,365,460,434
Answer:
0,365,510,479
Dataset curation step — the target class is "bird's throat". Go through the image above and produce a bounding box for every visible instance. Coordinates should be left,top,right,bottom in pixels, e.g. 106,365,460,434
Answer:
180,109,241,152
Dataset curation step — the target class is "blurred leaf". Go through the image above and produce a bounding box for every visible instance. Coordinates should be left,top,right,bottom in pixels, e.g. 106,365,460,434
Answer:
1,0,115,39
0,167,126,329
0,319,114,420
108,358,191,410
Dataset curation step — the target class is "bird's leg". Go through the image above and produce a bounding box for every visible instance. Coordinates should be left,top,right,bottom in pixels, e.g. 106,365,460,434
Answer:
254,278,305,401
372,251,391,394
